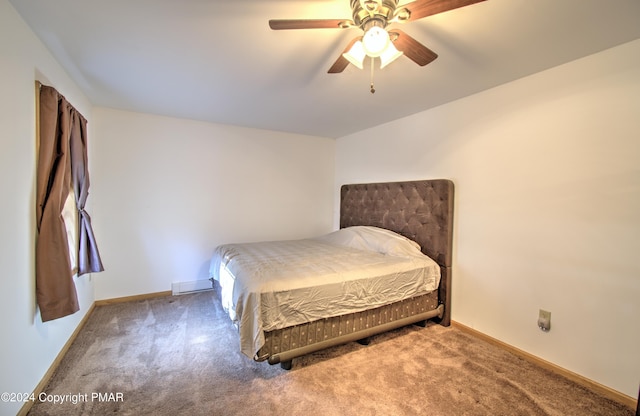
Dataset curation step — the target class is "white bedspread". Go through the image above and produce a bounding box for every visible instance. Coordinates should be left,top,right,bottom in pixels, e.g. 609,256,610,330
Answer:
209,226,440,359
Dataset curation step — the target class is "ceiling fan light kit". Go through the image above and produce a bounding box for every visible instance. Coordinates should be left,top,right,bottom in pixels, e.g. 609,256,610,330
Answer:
379,41,403,69
343,40,367,69
269,0,486,89
343,19,404,70
361,22,391,57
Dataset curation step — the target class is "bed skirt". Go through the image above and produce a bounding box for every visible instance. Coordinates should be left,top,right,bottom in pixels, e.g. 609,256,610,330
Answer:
256,290,441,366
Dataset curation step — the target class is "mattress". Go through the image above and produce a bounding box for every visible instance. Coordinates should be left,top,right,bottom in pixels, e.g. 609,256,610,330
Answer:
209,226,441,359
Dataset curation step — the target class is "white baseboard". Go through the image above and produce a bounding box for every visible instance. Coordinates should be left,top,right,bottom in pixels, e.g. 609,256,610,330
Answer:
171,279,213,295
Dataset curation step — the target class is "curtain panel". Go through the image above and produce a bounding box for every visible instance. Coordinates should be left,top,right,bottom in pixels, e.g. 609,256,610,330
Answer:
36,84,104,322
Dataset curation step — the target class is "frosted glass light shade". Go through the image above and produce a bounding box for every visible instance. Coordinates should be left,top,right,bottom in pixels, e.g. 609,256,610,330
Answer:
379,41,403,68
343,40,366,69
362,26,389,57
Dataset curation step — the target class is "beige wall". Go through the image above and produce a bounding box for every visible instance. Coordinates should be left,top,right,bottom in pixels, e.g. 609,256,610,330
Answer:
335,39,640,398
90,108,335,300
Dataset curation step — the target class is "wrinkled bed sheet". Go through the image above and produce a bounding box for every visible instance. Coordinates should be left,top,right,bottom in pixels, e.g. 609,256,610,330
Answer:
209,226,440,358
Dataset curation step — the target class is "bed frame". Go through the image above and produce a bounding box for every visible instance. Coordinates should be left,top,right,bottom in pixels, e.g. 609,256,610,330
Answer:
255,179,455,369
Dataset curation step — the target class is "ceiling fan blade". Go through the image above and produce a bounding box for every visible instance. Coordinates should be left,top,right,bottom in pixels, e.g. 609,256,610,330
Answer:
401,0,486,22
269,19,354,30
328,37,361,74
390,29,438,66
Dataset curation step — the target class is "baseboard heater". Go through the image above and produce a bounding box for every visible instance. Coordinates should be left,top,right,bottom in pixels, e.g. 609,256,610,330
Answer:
171,279,213,295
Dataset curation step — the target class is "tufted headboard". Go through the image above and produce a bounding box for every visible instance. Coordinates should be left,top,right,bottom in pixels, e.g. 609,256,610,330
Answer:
340,179,455,325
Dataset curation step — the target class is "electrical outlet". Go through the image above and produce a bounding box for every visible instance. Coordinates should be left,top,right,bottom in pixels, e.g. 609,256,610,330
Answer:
538,309,551,332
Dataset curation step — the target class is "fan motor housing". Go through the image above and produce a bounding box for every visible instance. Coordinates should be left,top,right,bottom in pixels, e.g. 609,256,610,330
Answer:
351,0,398,28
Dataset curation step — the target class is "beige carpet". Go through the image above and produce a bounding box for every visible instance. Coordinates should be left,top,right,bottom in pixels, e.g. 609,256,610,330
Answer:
28,291,633,416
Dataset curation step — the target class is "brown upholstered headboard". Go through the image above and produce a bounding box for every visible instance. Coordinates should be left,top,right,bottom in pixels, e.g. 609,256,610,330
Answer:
340,179,454,267
340,179,455,325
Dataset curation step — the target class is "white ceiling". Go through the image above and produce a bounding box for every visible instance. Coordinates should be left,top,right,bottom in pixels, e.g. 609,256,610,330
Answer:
10,0,640,138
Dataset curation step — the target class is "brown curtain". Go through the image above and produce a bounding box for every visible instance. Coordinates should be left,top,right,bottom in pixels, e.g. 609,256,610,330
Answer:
69,106,104,275
36,84,103,322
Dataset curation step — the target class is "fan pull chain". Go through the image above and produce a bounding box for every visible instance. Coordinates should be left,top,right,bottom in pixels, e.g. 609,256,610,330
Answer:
370,57,375,94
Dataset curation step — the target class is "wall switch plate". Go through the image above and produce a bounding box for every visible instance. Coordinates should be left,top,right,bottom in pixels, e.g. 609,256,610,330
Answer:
538,309,551,332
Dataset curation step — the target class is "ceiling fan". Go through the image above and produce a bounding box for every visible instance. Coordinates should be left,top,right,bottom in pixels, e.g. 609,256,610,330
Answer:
269,0,486,75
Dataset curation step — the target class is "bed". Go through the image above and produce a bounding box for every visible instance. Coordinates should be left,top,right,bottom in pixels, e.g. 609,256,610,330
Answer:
209,179,454,369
